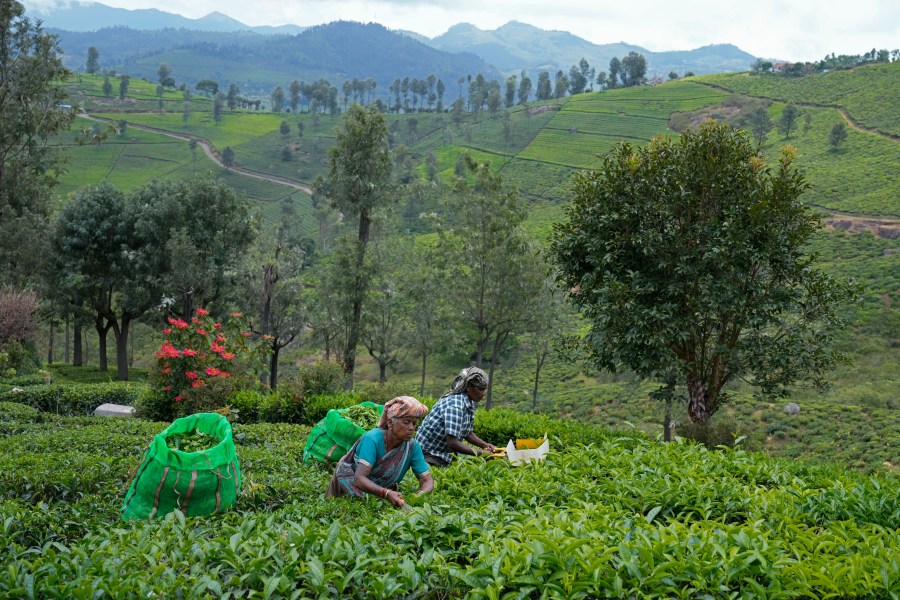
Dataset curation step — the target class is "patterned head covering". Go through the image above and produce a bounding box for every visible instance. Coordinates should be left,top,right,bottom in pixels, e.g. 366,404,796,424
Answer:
448,367,489,395
379,396,429,429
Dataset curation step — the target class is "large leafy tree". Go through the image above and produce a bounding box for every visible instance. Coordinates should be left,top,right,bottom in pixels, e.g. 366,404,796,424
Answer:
325,103,393,378
551,122,857,423
0,1,75,286
129,178,256,321
431,156,546,408
50,182,158,380
621,51,647,86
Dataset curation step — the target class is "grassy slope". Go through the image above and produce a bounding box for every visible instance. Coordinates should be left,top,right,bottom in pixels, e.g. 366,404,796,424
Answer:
51,68,899,474
700,62,900,136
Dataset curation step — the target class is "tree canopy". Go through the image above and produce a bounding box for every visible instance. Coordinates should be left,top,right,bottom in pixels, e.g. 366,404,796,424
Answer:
0,1,75,285
550,122,857,423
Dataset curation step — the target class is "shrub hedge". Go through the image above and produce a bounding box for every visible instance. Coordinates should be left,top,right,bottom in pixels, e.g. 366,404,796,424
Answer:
0,382,145,416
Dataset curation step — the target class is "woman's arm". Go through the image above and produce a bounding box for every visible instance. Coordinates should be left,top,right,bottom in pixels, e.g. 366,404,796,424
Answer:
353,463,405,506
416,472,434,495
465,432,496,453
445,434,489,456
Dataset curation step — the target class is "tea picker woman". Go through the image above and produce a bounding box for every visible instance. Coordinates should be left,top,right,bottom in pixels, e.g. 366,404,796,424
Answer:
415,367,498,467
325,396,433,507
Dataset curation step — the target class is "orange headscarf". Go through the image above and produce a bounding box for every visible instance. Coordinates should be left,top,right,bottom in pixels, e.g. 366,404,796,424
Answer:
379,396,429,429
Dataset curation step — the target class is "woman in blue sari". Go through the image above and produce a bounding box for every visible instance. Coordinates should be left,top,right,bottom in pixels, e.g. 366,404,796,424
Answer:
325,396,433,507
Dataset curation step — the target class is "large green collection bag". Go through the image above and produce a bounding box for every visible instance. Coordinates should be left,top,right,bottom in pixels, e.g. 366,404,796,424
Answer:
303,401,383,463
121,412,241,520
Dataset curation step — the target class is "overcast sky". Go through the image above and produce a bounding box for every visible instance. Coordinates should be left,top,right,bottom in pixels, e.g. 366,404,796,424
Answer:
27,0,900,62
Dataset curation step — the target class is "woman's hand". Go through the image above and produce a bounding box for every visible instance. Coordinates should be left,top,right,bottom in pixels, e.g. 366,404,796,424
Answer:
384,489,405,507
483,443,497,453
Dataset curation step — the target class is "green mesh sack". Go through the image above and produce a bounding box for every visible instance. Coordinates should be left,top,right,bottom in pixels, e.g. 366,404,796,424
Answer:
121,412,240,520
302,402,383,463
302,420,348,463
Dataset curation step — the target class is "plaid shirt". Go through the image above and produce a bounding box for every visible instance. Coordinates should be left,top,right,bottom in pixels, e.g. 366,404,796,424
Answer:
415,392,475,463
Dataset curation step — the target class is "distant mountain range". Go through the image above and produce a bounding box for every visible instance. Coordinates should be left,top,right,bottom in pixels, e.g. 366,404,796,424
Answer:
425,21,755,78
28,1,307,35
28,2,757,95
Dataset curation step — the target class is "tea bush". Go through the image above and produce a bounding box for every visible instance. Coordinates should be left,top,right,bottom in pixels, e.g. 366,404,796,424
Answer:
301,391,360,424
0,401,897,597
257,391,305,424
0,382,145,415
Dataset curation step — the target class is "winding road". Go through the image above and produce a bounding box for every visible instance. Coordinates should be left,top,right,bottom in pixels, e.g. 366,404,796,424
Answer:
78,113,315,195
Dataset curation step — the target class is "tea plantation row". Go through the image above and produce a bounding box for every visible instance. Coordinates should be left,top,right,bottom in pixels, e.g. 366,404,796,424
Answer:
1,399,898,598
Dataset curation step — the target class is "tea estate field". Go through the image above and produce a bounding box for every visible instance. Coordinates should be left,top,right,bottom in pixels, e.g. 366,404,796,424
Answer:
1,400,898,599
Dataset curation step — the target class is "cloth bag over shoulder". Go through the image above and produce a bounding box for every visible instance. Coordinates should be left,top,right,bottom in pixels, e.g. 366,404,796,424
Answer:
303,401,383,463
121,412,241,520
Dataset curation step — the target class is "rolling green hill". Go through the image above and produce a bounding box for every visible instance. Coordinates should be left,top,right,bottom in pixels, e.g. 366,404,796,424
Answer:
700,62,900,136
50,64,900,475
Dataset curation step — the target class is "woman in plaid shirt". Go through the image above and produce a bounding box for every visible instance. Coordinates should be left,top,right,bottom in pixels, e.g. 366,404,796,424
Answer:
416,367,498,467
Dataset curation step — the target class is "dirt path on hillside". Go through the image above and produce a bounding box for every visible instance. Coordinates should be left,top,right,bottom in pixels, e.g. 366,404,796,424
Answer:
77,114,314,195
817,208,900,239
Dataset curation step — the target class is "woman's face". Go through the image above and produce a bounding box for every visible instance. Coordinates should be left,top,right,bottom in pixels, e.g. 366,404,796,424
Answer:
466,383,486,402
389,416,419,441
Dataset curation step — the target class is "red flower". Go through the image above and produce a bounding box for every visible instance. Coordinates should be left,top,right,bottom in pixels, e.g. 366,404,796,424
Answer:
206,367,221,377
163,386,172,391
155,342,180,359
192,317,201,325
196,328,208,335
219,371,231,378
196,307,209,317
241,332,252,338
175,395,183,402
221,352,235,361
216,335,226,343
181,348,198,357
230,312,243,318
211,342,225,354
173,319,190,330
185,371,199,380
191,379,205,388
167,317,177,325
213,323,222,330
161,368,172,375
163,328,172,335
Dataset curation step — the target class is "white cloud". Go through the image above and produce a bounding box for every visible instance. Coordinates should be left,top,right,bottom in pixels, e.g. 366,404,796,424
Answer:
22,0,900,62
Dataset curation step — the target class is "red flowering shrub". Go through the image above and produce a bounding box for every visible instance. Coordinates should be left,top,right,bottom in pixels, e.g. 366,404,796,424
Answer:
146,307,270,418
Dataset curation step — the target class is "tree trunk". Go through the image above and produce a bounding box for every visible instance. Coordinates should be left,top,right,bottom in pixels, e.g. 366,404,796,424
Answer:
485,331,507,410
182,293,194,322
65,317,70,365
112,315,130,381
419,351,427,397
269,345,280,391
664,398,673,442
84,333,89,365
95,316,112,372
379,361,387,384
47,321,55,364
73,323,83,366
343,211,370,381
688,376,710,423
532,348,547,411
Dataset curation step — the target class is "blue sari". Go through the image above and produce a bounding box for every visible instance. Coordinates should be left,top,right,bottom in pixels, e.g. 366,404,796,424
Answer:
327,429,424,498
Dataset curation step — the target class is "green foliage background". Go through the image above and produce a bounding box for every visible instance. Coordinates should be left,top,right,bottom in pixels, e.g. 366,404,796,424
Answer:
40,62,900,476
